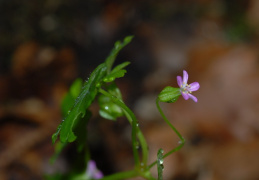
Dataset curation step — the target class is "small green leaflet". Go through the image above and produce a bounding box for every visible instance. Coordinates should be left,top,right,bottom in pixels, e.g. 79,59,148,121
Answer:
110,61,131,74
103,61,130,83
99,62,130,119
105,36,133,73
158,86,181,103
52,63,107,143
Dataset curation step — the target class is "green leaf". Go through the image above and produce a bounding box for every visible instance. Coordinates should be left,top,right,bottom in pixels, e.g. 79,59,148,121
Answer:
70,78,83,97
52,124,62,144
111,61,130,74
50,112,91,163
52,36,133,144
61,78,83,117
52,63,107,143
105,36,133,73
103,69,127,83
98,83,123,121
157,148,164,180
103,61,130,83
158,86,181,103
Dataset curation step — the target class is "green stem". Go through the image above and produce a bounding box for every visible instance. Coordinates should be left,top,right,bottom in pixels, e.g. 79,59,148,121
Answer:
148,98,185,169
156,98,184,141
99,89,149,168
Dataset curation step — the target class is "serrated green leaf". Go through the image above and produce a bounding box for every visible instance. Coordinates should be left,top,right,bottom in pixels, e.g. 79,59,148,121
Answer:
158,86,181,103
52,124,62,144
50,111,91,163
105,36,133,73
52,36,133,144
52,79,83,144
52,63,107,143
157,148,164,180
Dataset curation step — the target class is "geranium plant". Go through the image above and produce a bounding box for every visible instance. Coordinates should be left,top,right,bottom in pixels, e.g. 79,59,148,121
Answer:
48,36,200,180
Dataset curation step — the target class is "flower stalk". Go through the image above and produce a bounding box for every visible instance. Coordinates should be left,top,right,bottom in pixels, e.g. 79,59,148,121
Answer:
98,89,149,169
147,98,185,169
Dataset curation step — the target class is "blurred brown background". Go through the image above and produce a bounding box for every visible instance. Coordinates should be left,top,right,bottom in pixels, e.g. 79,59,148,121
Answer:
1,0,259,180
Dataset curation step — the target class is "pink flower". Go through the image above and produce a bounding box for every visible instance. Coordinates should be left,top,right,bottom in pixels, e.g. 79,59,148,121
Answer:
177,70,200,102
86,160,103,179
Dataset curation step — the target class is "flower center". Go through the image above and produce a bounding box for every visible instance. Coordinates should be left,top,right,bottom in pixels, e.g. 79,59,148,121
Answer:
181,83,192,94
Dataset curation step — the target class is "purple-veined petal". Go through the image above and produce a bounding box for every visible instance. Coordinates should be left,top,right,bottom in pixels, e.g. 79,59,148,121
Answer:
188,94,198,102
183,70,188,84
177,76,183,87
181,92,189,100
189,82,200,91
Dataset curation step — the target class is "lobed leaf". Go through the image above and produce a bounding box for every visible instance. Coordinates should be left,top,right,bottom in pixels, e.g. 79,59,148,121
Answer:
52,36,133,144
52,63,107,143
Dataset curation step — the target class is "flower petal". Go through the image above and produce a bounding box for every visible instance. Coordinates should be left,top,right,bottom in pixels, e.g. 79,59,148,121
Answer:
188,94,198,102
93,171,103,179
183,70,188,84
86,160,96,175
86,160,103,179
177,76,183,87
189,82,200,91
181,92,189,100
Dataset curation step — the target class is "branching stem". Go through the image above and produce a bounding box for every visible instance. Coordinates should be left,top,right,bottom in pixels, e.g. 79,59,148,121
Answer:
148,98,185,169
